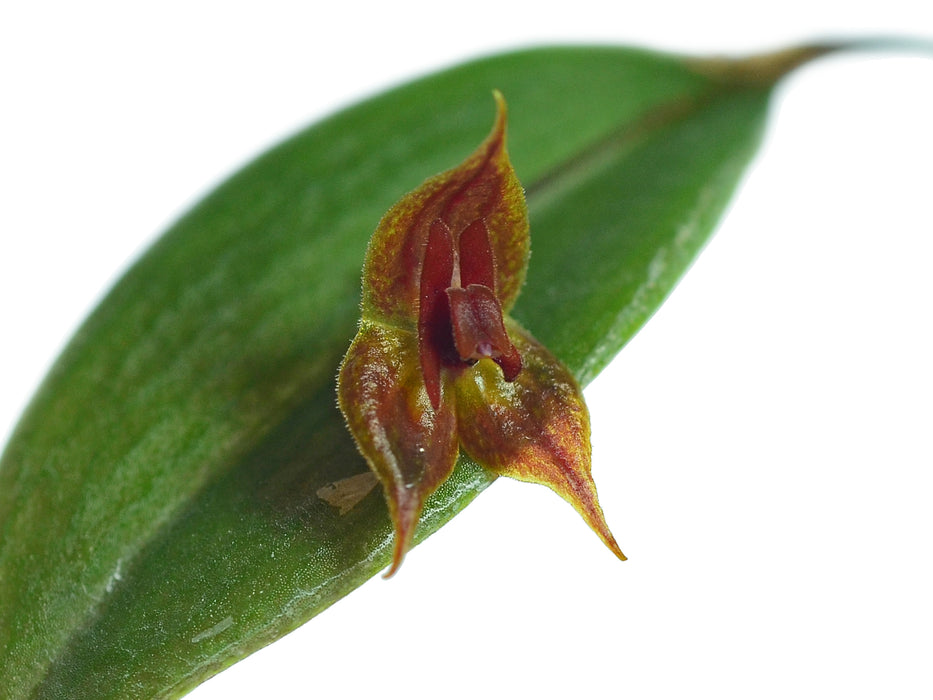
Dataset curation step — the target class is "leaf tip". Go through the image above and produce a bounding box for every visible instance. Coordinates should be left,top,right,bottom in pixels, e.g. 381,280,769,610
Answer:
686,43,843,87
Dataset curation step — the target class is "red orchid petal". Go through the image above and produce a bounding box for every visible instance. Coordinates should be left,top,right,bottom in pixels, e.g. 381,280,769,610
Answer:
457,218,496,290
454,321,625,561
337,322,459,576
418,219,455,410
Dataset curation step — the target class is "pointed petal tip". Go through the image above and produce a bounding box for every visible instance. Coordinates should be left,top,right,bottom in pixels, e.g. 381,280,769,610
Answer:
568,485,627,563
382,486,421,579
491,88,507,116
578,503,627,562
603,533,628,562
559,462,627,564
382,538,408,579
488,90,508,146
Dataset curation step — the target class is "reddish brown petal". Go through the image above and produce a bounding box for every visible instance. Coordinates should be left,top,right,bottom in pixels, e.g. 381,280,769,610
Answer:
457,218,496,291
337,321,459,576
360,92,529,327
418,219,456,410
454,320,625,561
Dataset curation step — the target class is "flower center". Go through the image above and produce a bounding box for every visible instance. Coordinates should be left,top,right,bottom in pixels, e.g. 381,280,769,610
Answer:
418,218,522,409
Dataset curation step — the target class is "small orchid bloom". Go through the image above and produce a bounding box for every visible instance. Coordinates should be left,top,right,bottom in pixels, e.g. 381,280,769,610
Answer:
338,92,624,576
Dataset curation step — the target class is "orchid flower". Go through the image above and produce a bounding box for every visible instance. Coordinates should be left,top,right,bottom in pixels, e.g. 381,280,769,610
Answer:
338,92,624,576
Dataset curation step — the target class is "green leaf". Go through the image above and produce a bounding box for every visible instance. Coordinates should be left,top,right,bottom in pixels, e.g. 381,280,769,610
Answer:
0,43,855,698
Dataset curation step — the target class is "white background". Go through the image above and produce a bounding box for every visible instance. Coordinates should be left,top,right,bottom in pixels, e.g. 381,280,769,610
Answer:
2,2,932,699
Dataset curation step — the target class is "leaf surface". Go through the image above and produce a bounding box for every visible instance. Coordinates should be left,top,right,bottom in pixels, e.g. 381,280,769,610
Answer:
0,44,832,698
